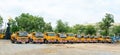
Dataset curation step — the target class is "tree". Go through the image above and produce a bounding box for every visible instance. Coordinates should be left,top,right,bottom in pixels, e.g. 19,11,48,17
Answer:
0,16,3,28
72,24,85,34
98,13,114,36
15,13,45,32
55,19,69,33
9,19,19,33
44,22,53,32
112,25,120,35
84,25,96,35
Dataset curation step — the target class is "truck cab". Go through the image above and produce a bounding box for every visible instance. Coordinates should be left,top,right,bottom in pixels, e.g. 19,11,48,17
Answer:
44,32,57,43
57,33,67,43
28,32,44,43
11,31,29,44
66,33,76,43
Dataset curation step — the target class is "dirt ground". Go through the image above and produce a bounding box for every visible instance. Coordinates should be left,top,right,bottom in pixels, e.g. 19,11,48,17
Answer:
0,40,120,55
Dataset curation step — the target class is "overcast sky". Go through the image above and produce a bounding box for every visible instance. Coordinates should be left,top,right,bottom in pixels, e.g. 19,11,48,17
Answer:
0,0,120,27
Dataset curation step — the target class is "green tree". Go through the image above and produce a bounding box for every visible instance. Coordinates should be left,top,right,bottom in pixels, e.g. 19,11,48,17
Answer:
55,19,69,33
84,25,96,35
0,16,3,27
9,19,19,33
98,13,114,36
44,22,53,32
112,25,120,35
15,13,45,32
72,24,85,34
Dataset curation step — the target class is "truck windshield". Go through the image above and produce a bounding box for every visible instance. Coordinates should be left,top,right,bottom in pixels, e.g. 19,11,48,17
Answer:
67,34,74,37
35,32,43,38
59,34,66,38
48,33,55,36
18,32,28,37
77,35,81,38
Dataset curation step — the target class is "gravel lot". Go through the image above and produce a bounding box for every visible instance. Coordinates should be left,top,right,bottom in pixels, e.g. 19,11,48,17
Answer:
0,40,120,55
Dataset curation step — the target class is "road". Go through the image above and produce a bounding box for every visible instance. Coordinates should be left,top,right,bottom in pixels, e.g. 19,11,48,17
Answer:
0,40,120,55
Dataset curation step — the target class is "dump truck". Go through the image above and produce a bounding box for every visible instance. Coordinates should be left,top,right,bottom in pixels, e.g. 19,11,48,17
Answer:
28,32,44,43
11,31,29,44
44,32,57,43
66,33,76,43
57,33,67,43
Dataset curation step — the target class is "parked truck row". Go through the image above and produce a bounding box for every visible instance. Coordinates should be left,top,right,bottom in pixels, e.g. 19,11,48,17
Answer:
10,31,114,44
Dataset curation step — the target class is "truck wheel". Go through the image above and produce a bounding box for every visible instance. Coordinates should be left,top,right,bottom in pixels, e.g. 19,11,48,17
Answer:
16,42,21,44
25,42,29,44
44,39,48,44
11,40,15,43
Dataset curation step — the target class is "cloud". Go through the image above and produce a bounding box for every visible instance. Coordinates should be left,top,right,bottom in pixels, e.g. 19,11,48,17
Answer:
0,0,120,28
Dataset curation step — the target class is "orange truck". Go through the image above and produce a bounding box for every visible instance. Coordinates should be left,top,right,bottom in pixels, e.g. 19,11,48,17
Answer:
11,31,29,44
66,33,76,43
57,33,67,43
44,32,57,43
28,32,44,43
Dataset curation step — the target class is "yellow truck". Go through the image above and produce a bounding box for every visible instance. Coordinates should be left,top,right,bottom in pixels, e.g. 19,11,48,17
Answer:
57,33,67,43
104,36,112,43
28,32,44,43
75,34,82,43
0,33,4,39
0,30,5,39
44,32,57,43
66,33,76,43
11,31,29,44
97,36,105,43
86,36,93,43
91,36,98,43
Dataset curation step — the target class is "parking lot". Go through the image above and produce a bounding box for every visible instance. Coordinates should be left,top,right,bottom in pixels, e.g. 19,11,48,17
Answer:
0,40,120,55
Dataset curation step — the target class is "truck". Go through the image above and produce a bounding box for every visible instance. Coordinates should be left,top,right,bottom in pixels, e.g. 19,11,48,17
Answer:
66,33,76,43
28,32,44,43
57,33,67,43
11,31,29,44
44,32,57,43
97,36,105,43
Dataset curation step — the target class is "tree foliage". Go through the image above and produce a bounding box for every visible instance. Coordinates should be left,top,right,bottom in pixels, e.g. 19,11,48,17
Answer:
44,22,53,32
55,19,69,33
112,25,120,35
0,16,3,27
15,13,45,32
84,25,96,35
72,24,85,34
98,13,114,36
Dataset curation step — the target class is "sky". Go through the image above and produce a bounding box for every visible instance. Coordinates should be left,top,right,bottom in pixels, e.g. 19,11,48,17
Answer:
0,0,120,28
